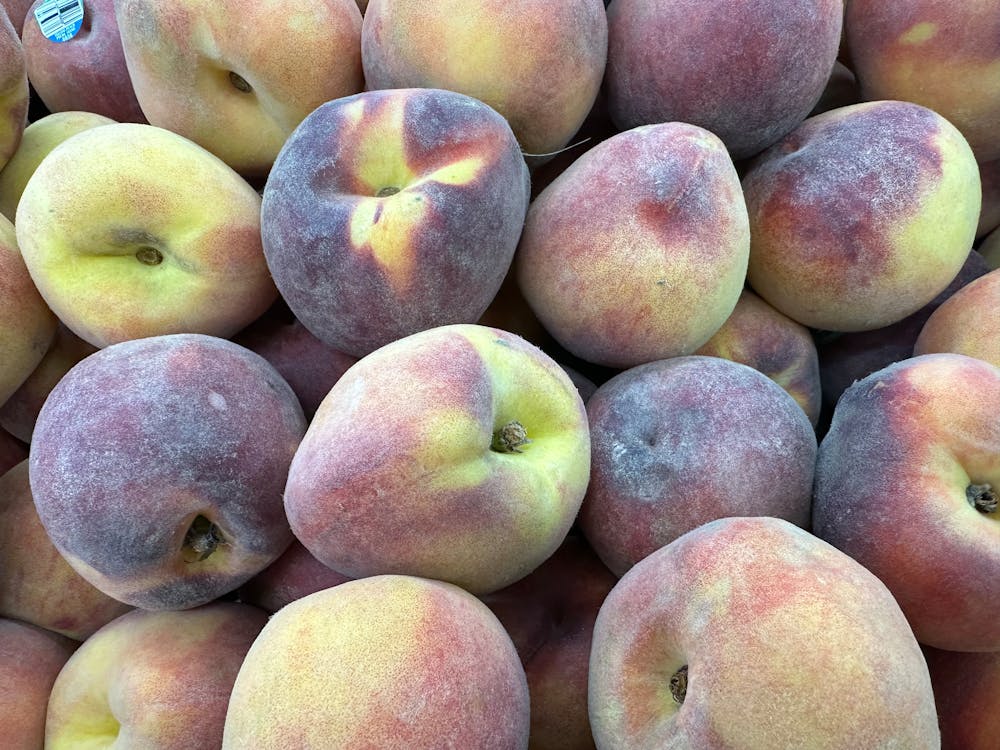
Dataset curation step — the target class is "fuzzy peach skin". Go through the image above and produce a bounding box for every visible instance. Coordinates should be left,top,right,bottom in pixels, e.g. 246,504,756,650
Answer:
695,288,822,425
28,334,307,611
817,249,990,414
284,324,591,595
846,0,1000,162
23,0,145,122
581,356,816,577
361,0,606,162
0,618,76,750
588,516,940,749
516,122,749,369
0,461,131,640
16,122,277,349
1,0,31,33
46,603,268,750
0,323,96,442
238,539,353,614
0,5,27,171
262,87,530,358
977,158,1000,239
481,535,617,750
809,59,860,117
605,0,843,160
914,269,1000,367
0,212,56,407
223,574,530,749
744,99,981,332
814,353,1000,651
922,646,1000,750
0,110,115,222
114,0,363,177
232,303,357,421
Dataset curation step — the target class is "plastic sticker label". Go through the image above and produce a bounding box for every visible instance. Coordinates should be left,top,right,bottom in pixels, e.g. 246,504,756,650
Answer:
34,0,84,43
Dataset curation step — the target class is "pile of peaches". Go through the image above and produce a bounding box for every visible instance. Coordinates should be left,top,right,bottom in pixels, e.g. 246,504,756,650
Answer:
1,0,999,748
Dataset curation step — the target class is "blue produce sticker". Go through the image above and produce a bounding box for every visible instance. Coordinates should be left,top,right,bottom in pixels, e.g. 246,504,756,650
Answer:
34,0,85,43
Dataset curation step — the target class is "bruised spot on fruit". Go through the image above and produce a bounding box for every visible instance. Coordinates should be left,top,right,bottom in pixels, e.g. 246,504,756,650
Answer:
967,483,998,514
670,664,688,705
228,71,252,94
135,246,163,266
492,420,531,453
182,514,227,562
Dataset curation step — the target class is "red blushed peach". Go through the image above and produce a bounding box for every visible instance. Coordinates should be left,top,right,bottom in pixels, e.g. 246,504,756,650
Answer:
361,0,607,163
0,460,132,640
581,356,816,577
16,123,278,349
977,158,1000,239
223,575,530,748
817,249,990,414
232,302,356,421
262,87,530,358
1,0,31,33
45,603,268,749
589,517,940,749
744,100,981,332
284,324,591,595
0,212,57,407
28,333,307,611
238,540,352,614
0,618,76,750
23,0,145,123
606,0,843,160
516,122,750,369
481,535,617,750
114,0,364,178
814,353,1000,651
847,0,1000,162
914,268,1000,367
0,426,26,474
922,646,1000,750
0,323,96,442
0,4,27,171
695,288,822,425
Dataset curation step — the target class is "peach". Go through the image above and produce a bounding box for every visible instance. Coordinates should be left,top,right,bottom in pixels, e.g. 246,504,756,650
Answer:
516,122,750,369
223,574,530,748
914,268,1000,367
581,356,816,577
922,646,1000,750
0,425,26,474
0,322,96,442
744,100,981,332
0,110,115,222
45,603,268,749
809,59,861,117
814,353,1000,651
232,303,356,421
695,288,822,425
28,333,307,610
0,211,56,407
1,0,31,33
0,4,27,171
23,0,144,122
114,0,363,177
284,324,591,595
262,87,530,358
589,516,940,749
977,158,1000,239
16,122,277,348
361,0,607,162
0,460,132,639
605,0,843,160
238,539,352,614
846,0,1000,162
482,535,617,750
981,225,1000,269
0,618,76,750
817,248,989,414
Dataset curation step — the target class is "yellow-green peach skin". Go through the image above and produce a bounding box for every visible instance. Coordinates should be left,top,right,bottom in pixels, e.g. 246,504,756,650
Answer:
915,268,1000,368
15,123,277,349
588,517,940,749
283,324,591,595
0,4,27,171
222,575,530,749
516,122,750,369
